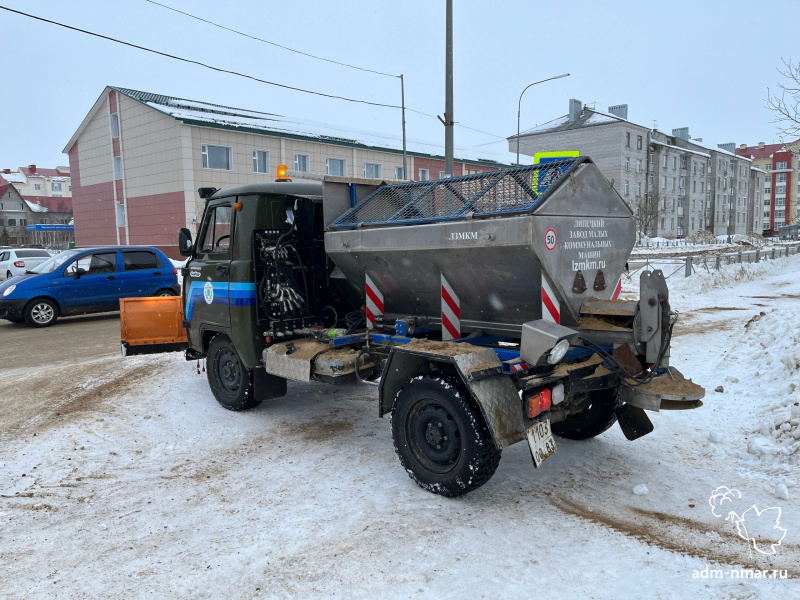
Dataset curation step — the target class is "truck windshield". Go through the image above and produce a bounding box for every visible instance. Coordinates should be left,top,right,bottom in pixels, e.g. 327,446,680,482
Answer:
31,249,80,273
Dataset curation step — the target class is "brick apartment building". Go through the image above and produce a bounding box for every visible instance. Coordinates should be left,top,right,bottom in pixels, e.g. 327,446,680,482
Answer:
509,100,760,239
63,86,509,258
736,141,799,234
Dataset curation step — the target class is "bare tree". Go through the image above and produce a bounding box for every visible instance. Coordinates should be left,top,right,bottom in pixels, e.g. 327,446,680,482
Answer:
767,59,800,141
634,190,665,241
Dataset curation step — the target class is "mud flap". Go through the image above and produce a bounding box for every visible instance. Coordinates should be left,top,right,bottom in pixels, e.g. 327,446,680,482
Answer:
253,367,287,401
615,404,654,441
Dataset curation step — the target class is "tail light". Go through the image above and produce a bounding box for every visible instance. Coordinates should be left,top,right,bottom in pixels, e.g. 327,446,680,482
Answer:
527,389,552,418
14,261,24,268
173,268,177,275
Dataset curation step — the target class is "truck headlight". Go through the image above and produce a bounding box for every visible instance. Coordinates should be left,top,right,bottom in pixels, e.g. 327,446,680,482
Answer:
2,284,16,297
546,339,570,365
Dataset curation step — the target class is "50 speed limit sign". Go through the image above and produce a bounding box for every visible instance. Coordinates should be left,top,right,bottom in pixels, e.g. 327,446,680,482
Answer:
544,228,557,251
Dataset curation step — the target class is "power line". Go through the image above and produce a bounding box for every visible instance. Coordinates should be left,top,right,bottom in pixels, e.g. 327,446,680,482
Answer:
1,4,511,144
144,0,399,79
0,5,401,110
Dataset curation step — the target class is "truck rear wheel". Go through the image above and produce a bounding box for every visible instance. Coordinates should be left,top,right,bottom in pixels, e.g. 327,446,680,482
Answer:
207,334,262,411
391,376,501,497
551,387,621,440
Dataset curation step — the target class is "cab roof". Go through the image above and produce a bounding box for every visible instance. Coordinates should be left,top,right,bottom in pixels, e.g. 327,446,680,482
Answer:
208,181,323,201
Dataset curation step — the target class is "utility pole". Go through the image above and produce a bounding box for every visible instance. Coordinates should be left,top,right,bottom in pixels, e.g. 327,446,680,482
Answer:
400,74,407,179
444,0,454,177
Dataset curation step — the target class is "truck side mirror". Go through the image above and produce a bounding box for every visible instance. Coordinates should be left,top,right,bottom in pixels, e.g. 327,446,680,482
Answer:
178,228,193,257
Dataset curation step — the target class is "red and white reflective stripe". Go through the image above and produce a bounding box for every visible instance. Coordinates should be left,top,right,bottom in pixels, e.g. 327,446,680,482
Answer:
510,362,529,373
611,277,622,300
541,274,560,324
440,274,461,340
365,274,384,330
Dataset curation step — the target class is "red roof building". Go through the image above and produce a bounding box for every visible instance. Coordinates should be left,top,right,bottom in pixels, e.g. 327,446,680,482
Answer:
736,141,799,234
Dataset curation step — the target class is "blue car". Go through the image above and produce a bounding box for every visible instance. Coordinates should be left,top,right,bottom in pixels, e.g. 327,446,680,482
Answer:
0,246,180,327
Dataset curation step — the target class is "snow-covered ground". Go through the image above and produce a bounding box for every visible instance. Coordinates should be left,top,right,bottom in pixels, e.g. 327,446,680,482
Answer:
1,256,799,598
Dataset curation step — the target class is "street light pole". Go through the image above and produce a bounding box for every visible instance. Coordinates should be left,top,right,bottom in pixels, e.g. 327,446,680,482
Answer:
516,73,570,166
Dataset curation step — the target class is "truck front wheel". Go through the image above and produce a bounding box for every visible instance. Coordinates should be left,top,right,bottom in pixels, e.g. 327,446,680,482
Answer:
551,387,621,440
391,376,501,497
207,334,262,411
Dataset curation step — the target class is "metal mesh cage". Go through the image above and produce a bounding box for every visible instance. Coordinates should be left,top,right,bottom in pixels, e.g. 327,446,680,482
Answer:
328,158,583,229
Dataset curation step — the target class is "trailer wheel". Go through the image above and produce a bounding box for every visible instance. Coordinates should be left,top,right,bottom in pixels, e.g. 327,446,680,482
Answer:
391,376,501,497
206,335,262,411
551,387,621,440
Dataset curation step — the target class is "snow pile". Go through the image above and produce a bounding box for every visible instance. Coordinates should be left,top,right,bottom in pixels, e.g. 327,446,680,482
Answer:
739,310,800,463
685,229,716,244
669,253,800,296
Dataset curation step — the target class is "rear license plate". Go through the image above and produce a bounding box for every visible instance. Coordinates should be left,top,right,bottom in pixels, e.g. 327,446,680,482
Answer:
527,418,557,467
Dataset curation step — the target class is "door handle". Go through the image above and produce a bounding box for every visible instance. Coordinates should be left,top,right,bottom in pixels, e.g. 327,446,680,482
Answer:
107,275,116,280
215,266,229,277
153,271,162,275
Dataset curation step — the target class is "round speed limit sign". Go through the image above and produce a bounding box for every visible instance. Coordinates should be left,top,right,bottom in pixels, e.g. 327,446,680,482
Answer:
544,228,557,251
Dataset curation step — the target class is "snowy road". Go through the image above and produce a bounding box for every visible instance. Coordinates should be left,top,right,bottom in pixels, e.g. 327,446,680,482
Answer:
1,257,798,598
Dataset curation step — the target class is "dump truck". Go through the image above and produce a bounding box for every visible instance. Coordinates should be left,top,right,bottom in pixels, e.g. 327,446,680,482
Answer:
122,157,704,497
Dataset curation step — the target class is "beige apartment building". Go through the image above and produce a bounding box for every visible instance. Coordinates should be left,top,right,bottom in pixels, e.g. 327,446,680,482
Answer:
64,87,508,257
0,165,72,199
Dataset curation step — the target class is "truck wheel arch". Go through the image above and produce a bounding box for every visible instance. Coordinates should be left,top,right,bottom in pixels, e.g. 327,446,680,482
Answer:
379,346,527,450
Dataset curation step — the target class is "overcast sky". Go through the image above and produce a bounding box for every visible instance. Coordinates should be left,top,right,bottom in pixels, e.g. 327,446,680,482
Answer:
0,0,797,169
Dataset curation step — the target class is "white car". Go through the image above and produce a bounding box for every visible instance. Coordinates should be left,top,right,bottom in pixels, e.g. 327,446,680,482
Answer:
0,248,53,279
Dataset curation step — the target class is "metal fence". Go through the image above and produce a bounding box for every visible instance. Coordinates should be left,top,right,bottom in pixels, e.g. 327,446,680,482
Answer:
630,244,800,280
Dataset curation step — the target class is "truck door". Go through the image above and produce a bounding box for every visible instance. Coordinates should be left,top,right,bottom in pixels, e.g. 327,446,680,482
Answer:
186,199,234,333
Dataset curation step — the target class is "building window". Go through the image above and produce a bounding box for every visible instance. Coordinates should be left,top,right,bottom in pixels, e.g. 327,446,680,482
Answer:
364,163,382,178
624,157,629,171
636,182,642,196
626,132,631,147
252,149,270,174
661,154,667,168
672,156,677,169
52,182,62,192
700,181,704,193
110,113,120,138
394,166,405,179
765,164,771,171
636,135,642,149
776,161,787,169
660,217,665,230
115,203,126,227
419,168,430,181
679,177,685,189
68,186,71,192
700,163,705,175
8,218,16,226
201,144,233,170
636,159,641,173
326,158,346,176
776,173,787,183
680,157,687,169
34,184,41,191
661,176,667,189
623,180,629,195
671,217,675,230
113,156,122,180
672,178,676,190
294,154,309,172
